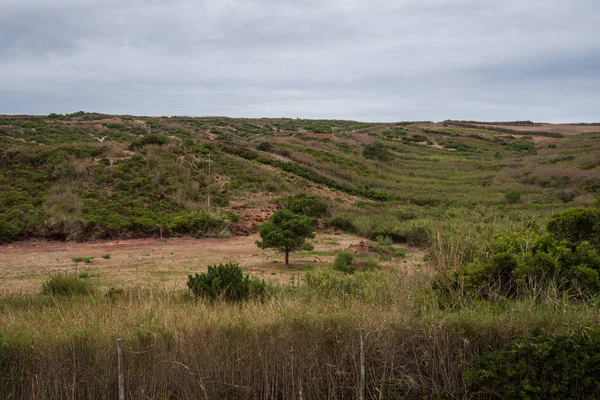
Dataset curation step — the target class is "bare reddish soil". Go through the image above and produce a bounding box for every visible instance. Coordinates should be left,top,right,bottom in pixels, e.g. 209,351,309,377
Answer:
0,233,424,294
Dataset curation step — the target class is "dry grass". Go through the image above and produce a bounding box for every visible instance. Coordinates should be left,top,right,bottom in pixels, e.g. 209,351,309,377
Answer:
2,267,598,399
2,219,599,398
0,233,371,293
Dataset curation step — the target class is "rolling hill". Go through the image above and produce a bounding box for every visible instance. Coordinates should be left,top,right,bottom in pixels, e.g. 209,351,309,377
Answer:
1,112,599,245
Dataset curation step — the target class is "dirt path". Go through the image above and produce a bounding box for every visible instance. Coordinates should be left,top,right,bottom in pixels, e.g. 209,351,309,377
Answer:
0,233,425,294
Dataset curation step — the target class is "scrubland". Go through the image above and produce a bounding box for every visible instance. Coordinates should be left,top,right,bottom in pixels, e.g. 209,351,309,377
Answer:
1,113,600,398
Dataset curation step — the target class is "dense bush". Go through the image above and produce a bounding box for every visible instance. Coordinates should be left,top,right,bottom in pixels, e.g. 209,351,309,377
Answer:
72,256,93,264
556,190,575,203
187,263,267,302
256,142,273,152
441,140,473,152
504,190,521,204
465,328,600,399
435,229,600,301
547,207,600,249
129,134,169,150
168,211,237,237
327,216,358,234
403,134,428,143
375,234,393,246
362,142,393,161
584,178,600,193
333,251,355,274
370,221,434,247
283,194,328,218
0,217,21,243
42,274,95,296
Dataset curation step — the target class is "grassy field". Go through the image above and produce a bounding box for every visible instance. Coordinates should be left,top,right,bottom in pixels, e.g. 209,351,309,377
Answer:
1,114,600,398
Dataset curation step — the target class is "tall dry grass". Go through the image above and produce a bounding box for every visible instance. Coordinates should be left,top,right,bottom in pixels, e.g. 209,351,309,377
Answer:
2,266,599,399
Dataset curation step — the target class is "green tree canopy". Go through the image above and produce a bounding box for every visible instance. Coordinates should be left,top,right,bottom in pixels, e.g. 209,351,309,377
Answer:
256,210,315,265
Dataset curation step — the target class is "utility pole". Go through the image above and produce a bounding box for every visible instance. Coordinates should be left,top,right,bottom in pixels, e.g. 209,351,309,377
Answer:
206,153,213,213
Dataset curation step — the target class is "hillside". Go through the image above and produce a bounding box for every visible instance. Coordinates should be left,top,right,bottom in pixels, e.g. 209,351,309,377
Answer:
1,112,599,244
3,113,600,399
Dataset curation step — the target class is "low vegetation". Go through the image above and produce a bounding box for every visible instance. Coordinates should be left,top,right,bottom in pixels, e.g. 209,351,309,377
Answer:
2,114,600,398
187,263,267,302
41,273,95,296
465,328,600,399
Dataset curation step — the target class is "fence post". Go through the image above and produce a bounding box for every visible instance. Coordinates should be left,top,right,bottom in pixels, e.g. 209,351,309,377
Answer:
360,328,365,400
117,338,125,400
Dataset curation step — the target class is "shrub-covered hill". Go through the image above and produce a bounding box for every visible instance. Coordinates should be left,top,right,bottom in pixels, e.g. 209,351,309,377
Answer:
1,112,599,243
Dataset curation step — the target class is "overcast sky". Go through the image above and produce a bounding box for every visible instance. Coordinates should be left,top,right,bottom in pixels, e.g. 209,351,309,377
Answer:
1,0,598,122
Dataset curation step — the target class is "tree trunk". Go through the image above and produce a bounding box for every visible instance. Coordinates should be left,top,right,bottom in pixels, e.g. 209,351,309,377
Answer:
285,250,289,265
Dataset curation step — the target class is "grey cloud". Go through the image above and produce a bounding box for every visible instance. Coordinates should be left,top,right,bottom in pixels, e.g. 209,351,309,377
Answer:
0,0,598,121
0,7,83,57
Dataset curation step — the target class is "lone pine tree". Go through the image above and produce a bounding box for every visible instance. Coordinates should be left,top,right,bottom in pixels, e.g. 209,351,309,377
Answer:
256,210,315,265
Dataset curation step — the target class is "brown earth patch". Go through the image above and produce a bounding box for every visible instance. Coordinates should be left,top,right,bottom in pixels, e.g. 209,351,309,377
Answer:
0,233,395,294
470,123,600,136
347,241,377,256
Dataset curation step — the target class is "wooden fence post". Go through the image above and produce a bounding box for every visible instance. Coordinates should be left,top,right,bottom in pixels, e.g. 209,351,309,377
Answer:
360,328,365,400
117,338,125,400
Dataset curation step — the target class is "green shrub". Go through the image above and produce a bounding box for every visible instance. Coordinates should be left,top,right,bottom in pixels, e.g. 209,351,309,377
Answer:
0,217,21,243
327,216,358,233
362,142,393,161
78,271,90,279
187,263,267,302
380,128,407,138
435,229,600,301
129,134,168,150
356,257,380,271
547,207,600,249
0,191,29,213
556,191,575,203
101,253,111,259
580,161,598,170
399,220,434,247
374,244,406,260
72,256,93,264
584,178,600,193
333,251,355,274
304,267,385,301
504,190,521,204
394,209,417,221
375,234,393,246
42,274,95,296
256,142,273,152
465,328,600,399
369,220,433,247
283,194,328,218
168,211,235,237
369,230,406,244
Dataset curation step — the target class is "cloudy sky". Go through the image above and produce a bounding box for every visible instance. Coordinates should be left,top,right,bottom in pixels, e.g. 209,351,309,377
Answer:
1,0,598,122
